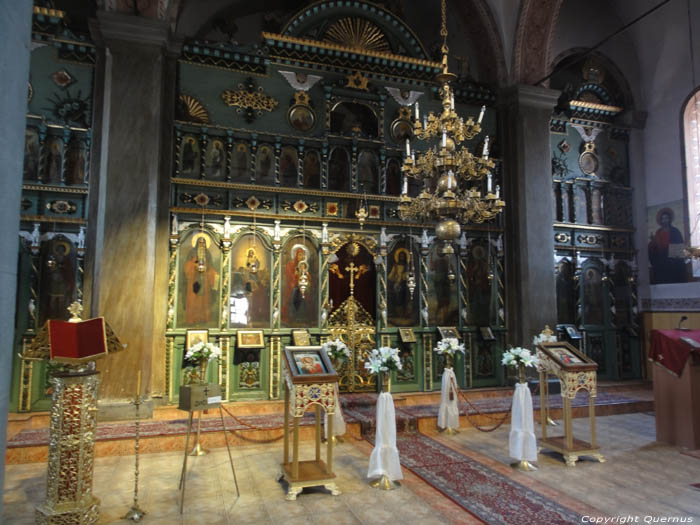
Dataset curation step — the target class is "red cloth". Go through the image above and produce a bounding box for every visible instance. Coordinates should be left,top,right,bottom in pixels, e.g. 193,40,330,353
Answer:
649,329,700,376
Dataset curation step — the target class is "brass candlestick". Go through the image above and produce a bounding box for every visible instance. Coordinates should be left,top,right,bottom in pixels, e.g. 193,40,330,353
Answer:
124,372,146,521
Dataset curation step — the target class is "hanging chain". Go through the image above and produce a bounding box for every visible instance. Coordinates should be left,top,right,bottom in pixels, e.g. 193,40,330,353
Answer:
440,0,448,53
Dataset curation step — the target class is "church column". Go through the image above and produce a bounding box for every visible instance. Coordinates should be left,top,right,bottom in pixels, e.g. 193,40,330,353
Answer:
500,85,560,346
0,0,32,508
86,12,174,416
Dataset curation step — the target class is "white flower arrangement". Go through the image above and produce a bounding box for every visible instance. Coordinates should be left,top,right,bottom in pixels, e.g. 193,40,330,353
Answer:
433,337,465,356
364,346,402,374
501,346,539,368
322,338,350,362
185,342,222,366
532,333,557,345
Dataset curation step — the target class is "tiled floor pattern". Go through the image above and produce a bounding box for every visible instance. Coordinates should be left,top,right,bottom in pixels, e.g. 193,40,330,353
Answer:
3,438,467,524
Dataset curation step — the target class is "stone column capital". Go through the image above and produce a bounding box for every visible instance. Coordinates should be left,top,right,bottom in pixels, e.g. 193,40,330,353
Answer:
499,84,561,111
92,11,174,50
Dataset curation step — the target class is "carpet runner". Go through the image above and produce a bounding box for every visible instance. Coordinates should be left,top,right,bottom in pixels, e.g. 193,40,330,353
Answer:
7,389,650,448
393,433,582,525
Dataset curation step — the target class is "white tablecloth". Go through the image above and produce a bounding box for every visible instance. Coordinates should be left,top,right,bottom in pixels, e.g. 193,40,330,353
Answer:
324,383,346,438
367,392,403,481
509,382,538,462
437,367,460,430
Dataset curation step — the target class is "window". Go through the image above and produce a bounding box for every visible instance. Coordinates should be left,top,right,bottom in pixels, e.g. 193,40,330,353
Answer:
683,88,700,248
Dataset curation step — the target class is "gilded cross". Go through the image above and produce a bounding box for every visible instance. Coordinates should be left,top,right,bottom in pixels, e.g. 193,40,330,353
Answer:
345,262,359,296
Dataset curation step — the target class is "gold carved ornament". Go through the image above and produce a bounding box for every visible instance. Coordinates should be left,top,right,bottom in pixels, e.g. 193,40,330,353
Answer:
536,350,597,399
292,382,336,418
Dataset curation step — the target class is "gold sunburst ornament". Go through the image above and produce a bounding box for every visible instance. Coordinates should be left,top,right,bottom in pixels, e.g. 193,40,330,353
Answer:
178,95,210,124
324,17,390,53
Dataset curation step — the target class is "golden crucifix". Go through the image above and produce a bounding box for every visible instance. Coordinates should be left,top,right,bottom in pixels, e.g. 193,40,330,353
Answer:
345,262,359,296
344,262,368,296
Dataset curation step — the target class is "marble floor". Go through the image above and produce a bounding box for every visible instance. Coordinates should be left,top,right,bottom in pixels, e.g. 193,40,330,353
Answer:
3,412,699,524
430,412,700,521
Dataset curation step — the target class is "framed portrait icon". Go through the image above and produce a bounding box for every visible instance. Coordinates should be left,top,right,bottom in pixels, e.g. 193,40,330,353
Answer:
283,346,337,383
237,330,265,349
186,329,209,350
292,329,312,346
398,328,417,343
536,341,597,372
438,326,460,340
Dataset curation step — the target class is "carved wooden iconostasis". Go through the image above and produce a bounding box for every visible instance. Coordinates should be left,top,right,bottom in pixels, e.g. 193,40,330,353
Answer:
165,0,506,403
549,54,642,380
12,7,94,412
11,1,507,411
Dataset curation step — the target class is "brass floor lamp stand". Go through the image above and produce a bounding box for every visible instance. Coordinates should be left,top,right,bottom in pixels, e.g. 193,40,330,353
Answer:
178,384,239,514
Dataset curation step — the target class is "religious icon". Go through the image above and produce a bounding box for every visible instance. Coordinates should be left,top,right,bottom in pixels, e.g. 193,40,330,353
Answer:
230,234,270,328
256,144,274,181
428,244,458,325
288,105,315,132
280,146,298,187
206,139,224,179
387,243,418,326
294,352,327,375
39,237,76,325
231,143,249,180
23,128,39,181
386,159,401,196
303,150,320,189
328,148,350,191
185,329,208,349
582,264,603,326
177,232,221,328
357,151,378,194
281,236,318,328
64,138,86,185
181,136,200,177
237,330,265,348
466,242,491,326
648,205,686,284
46,138,63,183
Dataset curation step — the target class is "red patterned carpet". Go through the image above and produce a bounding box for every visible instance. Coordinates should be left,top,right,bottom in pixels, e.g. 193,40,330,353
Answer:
7,389,650,448
392,433,582,525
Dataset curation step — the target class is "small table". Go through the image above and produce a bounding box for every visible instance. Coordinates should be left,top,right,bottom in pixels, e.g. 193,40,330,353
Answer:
649,329,700,450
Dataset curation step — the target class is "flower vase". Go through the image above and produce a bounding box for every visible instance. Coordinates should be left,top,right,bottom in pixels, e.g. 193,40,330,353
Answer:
445,353,453,370
189,360,209,457
518,363,526,384
378,372,391,394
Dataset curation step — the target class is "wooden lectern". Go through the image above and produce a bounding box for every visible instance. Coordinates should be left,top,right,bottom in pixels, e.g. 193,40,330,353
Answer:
279,346,340,500
649,329,700,450
536,341,605,467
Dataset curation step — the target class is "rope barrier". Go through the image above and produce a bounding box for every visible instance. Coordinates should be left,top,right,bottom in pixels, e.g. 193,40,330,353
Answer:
220,404,286,443
450,377,540,433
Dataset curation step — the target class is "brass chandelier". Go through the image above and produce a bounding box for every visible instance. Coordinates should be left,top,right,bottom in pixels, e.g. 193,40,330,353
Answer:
398,0,504,252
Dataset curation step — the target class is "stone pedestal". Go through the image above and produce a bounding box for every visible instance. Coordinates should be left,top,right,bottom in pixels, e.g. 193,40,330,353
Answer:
500,85,560,345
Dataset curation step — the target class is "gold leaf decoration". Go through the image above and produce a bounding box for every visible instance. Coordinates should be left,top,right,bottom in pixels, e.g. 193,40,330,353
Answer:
323,17,390,53
178,94,210,124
